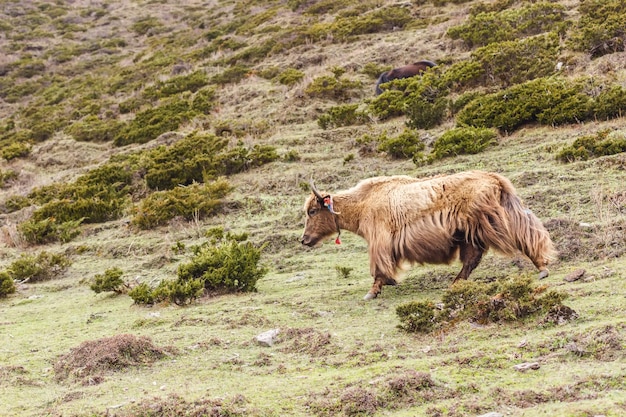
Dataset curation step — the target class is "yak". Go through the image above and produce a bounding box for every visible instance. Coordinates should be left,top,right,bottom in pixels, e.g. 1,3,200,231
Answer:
375,60,437,95
300,171,556,300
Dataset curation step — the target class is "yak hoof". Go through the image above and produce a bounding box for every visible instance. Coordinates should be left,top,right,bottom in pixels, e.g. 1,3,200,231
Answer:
538,269,549,280
363,292,378,301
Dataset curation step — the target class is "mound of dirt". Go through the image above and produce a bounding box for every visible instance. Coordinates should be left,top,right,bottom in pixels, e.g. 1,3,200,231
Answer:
53,334,175,385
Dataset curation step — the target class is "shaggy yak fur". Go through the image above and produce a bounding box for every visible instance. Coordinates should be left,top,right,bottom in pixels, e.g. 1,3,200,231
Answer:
300,171,556,300
375,60,437,95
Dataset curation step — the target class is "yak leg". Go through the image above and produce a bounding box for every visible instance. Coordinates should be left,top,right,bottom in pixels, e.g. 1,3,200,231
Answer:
531,259,550,280
452,242,484,284
364,276,386,301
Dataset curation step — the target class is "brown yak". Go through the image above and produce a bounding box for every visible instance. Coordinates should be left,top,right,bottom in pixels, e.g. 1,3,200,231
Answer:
375,60,437,95
300,171,556,300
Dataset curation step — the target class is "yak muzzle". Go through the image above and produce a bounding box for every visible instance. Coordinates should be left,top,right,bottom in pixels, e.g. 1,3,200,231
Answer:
300,234,316,247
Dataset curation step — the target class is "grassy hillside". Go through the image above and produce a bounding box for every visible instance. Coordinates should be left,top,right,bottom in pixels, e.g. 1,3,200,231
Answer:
1,0,625,416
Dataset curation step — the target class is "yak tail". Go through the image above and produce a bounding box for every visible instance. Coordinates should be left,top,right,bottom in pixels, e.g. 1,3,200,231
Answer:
494,178,556,269
375,72,389,95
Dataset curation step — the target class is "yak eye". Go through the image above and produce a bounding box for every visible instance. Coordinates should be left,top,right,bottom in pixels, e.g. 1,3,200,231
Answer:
308,208,318,216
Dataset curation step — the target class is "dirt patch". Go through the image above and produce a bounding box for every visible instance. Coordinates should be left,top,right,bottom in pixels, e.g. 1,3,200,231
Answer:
545,218,626,261
53,334,176,385
306,369,452,416
0,365,41,387
82,393,260,417
278,327,336,357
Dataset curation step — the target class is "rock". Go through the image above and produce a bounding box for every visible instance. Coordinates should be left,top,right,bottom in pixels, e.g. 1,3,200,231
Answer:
513,362,540,372
255,329,280,347
564,268,585,282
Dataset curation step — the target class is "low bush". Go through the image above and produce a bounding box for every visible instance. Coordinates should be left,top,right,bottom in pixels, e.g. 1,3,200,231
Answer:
0,272,16,298
190,87,217,114
129,235,266,305
144,70,209,99
0,169,17,187
6,251,70,283
397,275,568,333
456,77,594,132
405,96,448,130
368,90,406,120
568,0,626,58
556,129,626,163
305,75,362,101
276,68,305,86
378,129,425,159
210,65,250,85
447,2,566,48
330,6,413,40
113,98,196,146
18,217,83,244
90,268,127,294
420,127,498,164
65,116,123,142
317,104,369,129
178,239,267,293
131,179,233,229
1,140,31,160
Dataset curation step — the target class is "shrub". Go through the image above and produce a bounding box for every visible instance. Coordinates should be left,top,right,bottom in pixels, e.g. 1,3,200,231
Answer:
334,266,353,280
19,218,83,244
114,99,196,146
405,97,448,130
397,275,568,333
0,169,17,187
65,115,123,142
178,240,267,293
422,127,498,163
556,129,626,163
91,268,127,294
276,68,305,86
317,104,369,129
305,75,362,101
131,16,163,36
210,65,250,85
128,283,157,305
330,6,413,40
0,271,16,298
190,87,217,114
592,85,626,120
7,251,70,283
368,90,407,120
151,278,205,306
145,70,209,99
447,2,566,48
1,141,31,160
456,77,593,132
568,0,626,58
131,179,233,229
396,301,436,333
378,129,425,159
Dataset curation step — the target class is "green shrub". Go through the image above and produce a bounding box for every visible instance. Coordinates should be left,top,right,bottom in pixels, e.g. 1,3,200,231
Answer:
1,141,31,160
397,275,568,333
0,271,16,298
405,97,448,130
447,2,566,48
145,70,209,99
114,99,196,146
143,133,228,190
396,301,436,333
131,16,163,36
91,268,127,294
592,85,626,120
317,104,369,129
378,129,425,159
305,75,362,101
131,180,233,229
334,266,353,280
368,90,407,120
152,278,205,306
330,6,413,39
128,283,157,305
0,169,17,187
556,129,626,163
7,251,70,283
456,77,593,132
361,62,390,79
190,87,217,114
66,115,123,142
422,127,497,163
568,0,626,58
470,33,560,87
178,240,267,293
276,68,305,86
210,65,250,85
19,218,83,244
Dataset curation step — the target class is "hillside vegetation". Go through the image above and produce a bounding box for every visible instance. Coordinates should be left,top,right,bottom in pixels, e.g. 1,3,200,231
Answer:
1,0,625,416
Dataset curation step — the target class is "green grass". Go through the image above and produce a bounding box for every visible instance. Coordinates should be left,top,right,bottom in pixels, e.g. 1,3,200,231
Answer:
1,0,625,416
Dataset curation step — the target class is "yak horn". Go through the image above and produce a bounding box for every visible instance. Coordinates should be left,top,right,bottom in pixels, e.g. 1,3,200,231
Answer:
309,177,324,200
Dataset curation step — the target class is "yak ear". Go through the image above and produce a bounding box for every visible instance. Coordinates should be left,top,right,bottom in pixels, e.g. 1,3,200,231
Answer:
309,177,324,200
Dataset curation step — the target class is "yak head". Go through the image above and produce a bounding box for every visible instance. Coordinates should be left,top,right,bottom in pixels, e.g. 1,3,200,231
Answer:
300,179,340,247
